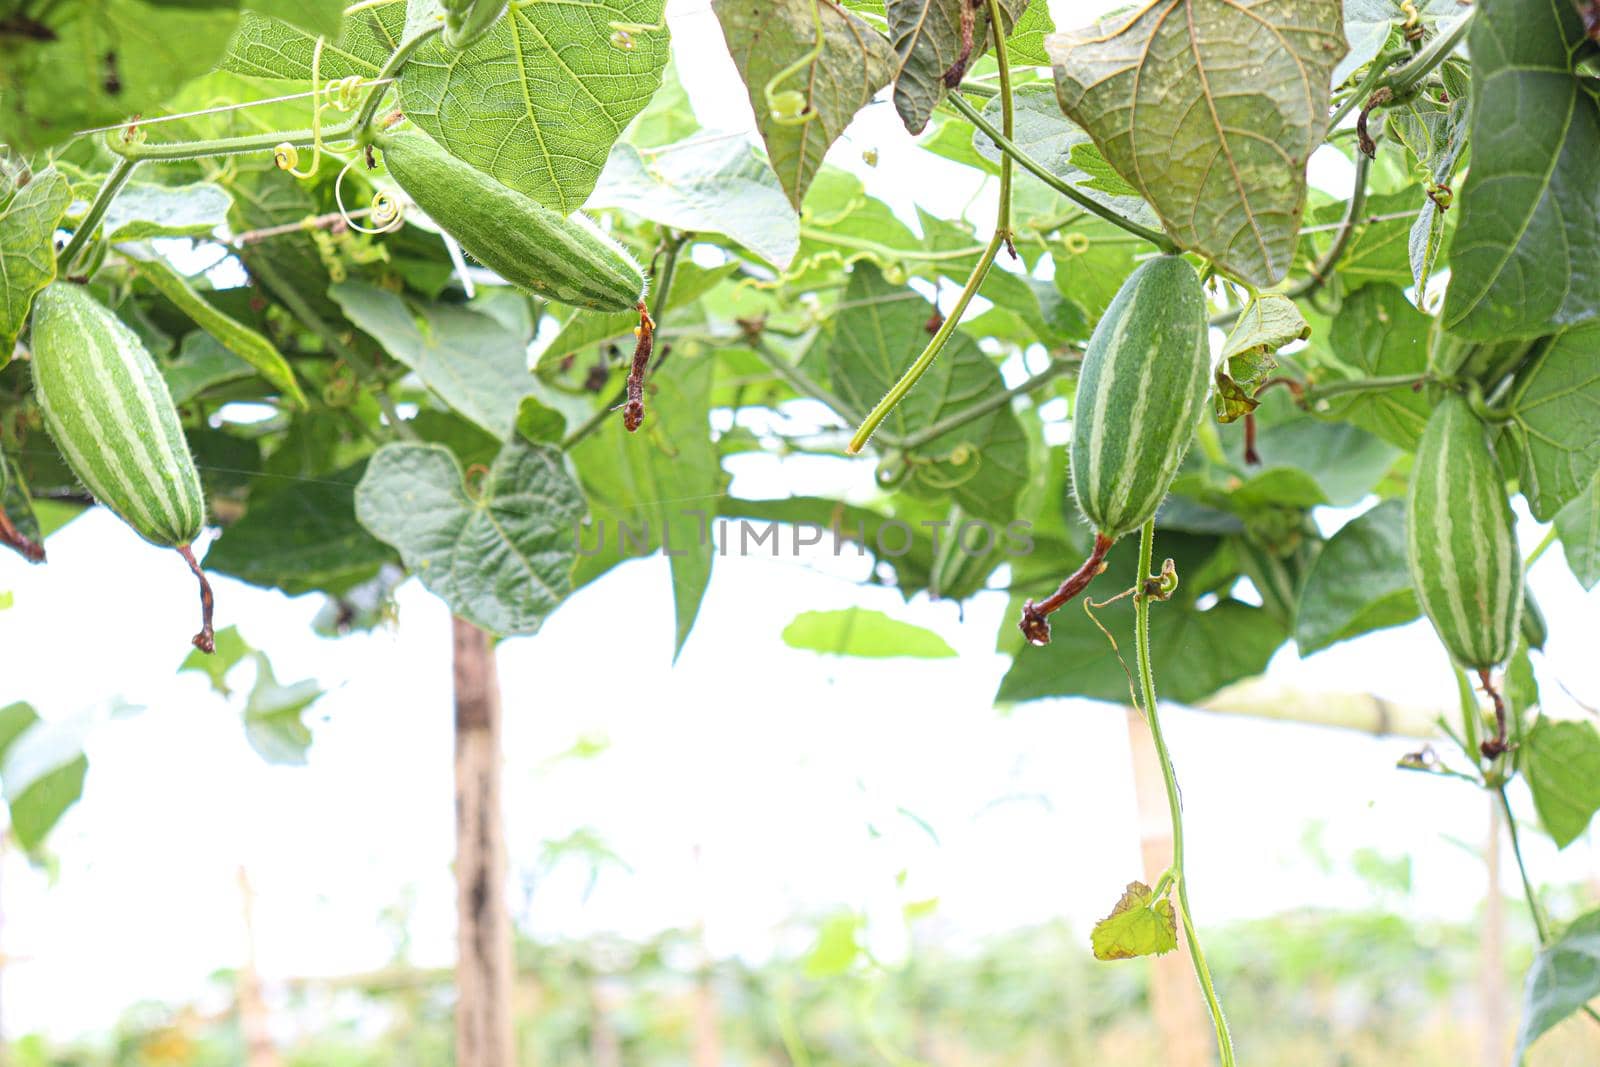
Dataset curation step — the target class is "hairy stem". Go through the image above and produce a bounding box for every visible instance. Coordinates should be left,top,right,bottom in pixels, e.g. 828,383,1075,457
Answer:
58,156,136,273
1386,11,1474,97
897,351,1077,450
946,94,1177,253
1134,518,1235,1067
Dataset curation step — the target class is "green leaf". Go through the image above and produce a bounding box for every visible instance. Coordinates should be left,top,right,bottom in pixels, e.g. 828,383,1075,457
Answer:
1323,284,1432,449
1215,294,1309,423
515,396,568,445
163,331,254,406
330,282,534,438
997,598,1284,706
1046,1,1346,287
222,6,409,81
1514,908,1600,1063
1523,718,1600,849
1334,0,1463,86
0,703,86,853
713,0,896,209
1004,0,1055,67
243,653,321,765
1555,473,1600,591
591,136,799,269
1442,0,1600,339
572,354,719,657
828,264,1028,522
206,462,396,597
0,169,71,364
0,0,242,152
887,0,1028,134
804,913,863,978
1091,881,1178,961
397,0,670,214
131,254,308,409
101,181,232,242
1295,500,1418,655
782,608,956,659
355,439,586,635
1502,325,1600,521
179,625,254,697
246,0,345,38
1066,142,1141,199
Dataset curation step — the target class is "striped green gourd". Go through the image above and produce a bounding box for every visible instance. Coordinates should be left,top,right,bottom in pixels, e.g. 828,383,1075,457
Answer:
1070,255,1210,540
378,129,646,312
1404,394,1522,670
442,0,508,50
29,283,205,548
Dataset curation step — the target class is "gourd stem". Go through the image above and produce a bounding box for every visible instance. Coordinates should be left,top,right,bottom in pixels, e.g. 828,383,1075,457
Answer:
846,7,1018,455
946,94,1176,253
1327,48,1408,130
1133,518,1235,1067
1386,11,1473,97
58,157,137,274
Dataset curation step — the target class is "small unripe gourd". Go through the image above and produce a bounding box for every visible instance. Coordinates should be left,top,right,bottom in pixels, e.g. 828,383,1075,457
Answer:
1070,254,1210,540
30,283,205,548
378,129,646,312
442,0,508,51
1405,393,1522,671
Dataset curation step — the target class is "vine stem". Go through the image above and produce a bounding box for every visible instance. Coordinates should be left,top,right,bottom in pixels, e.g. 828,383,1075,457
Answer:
1133,518,1235,1067
1300,372,1425,404
1386,10,1474,97
946,93,1177,253
1524,525,1558,569
58,156,137,272
845,0,1016,455
1327,47,1407,130
107,24,441,164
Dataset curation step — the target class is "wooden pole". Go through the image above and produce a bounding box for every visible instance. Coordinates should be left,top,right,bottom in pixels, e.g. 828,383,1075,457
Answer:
1126,708,1211,1067
235,867,280,1067
1481,795,1505,1067
453,618,515,1067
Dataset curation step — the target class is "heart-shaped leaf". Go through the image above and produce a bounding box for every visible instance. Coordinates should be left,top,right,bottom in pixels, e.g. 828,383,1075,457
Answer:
355,439,585,635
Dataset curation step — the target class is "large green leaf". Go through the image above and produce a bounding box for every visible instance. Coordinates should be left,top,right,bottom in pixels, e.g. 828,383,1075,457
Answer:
1514,908,1600,1063
206,462,396,596
1294,500,1418,655
1046,0,1346,287
1323,283,1432,449
828,264,1028,522
398,0,670,215
782,608,956,658
0,702,86,853
246,0,345,38
998,597,1283,706
0,0,242,151
713,0,895,210
354,439,586,635
1555,473,1600,591
1442,0,1600,339
221,5,411,81
1501,325,1600,521
591,136,800,269
0,169,71,365
102,180,233,242
572,354,719,657
1523,718,1600,849
330,282,534,438
887,0,1028,134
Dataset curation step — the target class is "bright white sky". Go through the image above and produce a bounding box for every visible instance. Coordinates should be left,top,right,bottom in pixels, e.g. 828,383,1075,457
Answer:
2,0,1598,1042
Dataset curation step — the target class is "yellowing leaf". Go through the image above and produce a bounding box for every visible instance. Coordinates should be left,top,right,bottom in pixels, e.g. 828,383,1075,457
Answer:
1215,294,1309,422
1091,880,1178,961
1046,1,1346,287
